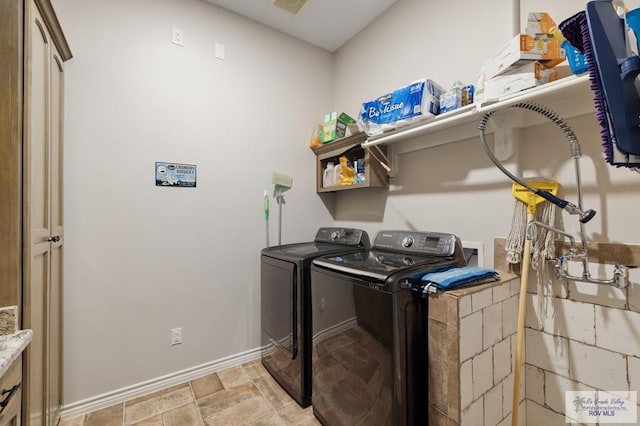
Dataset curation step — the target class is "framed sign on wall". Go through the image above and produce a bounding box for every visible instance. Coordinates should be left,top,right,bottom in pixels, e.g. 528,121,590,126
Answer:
155,162,197,187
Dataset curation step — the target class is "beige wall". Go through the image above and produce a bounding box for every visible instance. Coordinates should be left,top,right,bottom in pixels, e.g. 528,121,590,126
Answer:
53,0,334,404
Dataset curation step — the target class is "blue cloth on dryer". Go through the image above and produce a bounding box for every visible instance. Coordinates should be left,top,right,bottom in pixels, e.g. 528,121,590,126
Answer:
419,266,499,289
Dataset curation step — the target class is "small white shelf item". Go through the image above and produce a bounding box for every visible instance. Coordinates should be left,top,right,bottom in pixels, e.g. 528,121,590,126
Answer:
361,74,593,155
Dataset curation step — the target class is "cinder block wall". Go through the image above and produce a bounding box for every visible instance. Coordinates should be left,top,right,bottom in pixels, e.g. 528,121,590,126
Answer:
497,240,640,424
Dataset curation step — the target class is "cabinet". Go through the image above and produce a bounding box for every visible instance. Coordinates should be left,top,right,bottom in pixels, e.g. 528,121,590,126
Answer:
24,3,71,425
0,1,71,425
312,132,388,193
0,357,23,426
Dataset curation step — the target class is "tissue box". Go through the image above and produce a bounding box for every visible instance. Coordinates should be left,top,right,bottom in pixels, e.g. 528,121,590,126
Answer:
484,61,558,99
484,33,565,78
358,79,443,136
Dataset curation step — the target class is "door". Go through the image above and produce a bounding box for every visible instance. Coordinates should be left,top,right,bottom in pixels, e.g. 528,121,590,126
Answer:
24,1,63,424
260,256,303,403
261,256,297,357
24,5,50,424
310,267,393,426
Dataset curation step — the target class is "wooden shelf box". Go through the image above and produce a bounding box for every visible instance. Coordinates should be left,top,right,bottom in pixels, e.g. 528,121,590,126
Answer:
312,132,388,193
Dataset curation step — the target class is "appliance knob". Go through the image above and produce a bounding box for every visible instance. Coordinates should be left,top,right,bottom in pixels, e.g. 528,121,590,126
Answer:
399,279,413,289
331,231,339,241
401,236,414,248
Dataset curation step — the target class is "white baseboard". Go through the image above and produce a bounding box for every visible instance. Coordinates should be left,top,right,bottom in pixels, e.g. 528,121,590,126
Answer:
59,346,262,420
312,317,356,345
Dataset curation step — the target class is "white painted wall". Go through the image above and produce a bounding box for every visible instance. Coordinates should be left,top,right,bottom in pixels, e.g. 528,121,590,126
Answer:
53,0,334,403
332,0,640,263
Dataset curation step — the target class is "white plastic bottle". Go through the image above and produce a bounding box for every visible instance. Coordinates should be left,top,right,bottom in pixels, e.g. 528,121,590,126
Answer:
323,162,335,187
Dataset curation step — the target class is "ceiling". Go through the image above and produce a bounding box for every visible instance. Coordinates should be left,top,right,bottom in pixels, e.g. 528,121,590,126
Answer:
203,0,398,52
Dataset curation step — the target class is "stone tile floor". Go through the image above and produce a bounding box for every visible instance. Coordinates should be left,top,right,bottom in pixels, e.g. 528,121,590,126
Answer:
58,360,321,426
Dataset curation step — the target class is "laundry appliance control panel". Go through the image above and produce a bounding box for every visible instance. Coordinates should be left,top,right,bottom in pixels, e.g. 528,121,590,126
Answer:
314,227,368,247
373,230,462,257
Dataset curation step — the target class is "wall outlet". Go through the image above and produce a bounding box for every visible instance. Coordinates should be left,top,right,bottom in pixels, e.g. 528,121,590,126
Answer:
171,327,182,345
172,27,184,46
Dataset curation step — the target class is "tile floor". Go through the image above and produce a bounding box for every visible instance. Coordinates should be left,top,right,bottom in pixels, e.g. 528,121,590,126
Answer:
58,360,321,426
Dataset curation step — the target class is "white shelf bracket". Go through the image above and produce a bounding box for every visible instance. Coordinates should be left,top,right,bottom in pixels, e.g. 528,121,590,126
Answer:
490,113,519,161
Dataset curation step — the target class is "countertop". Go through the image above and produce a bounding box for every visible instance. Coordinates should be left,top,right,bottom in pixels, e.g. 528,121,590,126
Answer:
441,270,518,298
0,329,32,378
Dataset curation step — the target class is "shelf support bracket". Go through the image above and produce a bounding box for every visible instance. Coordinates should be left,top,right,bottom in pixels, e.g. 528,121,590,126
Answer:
388,144,397,178
490,113,518,161
365,144,393,177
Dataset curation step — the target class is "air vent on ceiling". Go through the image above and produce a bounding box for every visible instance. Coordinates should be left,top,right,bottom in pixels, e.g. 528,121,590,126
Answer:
273,0,308,15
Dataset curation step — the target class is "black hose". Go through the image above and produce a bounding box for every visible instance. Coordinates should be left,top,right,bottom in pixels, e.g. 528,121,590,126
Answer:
479,101,596,223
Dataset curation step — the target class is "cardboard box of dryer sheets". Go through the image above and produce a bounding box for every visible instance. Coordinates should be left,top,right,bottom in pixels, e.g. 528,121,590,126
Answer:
484,33,565,79
484,61,558,99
